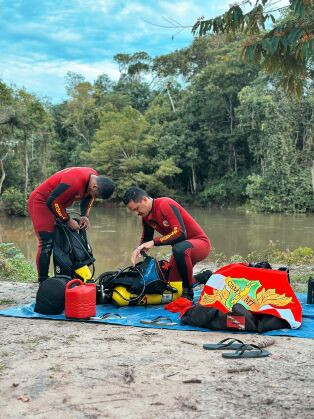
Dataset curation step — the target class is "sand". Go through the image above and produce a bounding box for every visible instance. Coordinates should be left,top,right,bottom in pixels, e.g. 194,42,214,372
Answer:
0,280,313,419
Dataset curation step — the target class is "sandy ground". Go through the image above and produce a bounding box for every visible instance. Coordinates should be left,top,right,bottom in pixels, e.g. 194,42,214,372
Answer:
0,280,314,419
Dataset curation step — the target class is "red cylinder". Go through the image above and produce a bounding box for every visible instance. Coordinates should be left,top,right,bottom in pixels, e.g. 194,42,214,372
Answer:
65,279,96,319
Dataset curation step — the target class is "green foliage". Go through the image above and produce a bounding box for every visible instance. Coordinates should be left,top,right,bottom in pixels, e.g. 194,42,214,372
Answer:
211,243,314,266
0,243,36,282
198,182,228,206
114,80,154,113
239,81,313,212
193,1,314,95
199,175,248,206
247,244,314,265
81,105,181,198
0,35,313,215
246,169,312,213
114,51,151,81
1,187,26,216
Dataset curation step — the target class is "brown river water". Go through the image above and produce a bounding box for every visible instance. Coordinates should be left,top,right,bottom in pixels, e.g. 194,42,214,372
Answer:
0,206,313,276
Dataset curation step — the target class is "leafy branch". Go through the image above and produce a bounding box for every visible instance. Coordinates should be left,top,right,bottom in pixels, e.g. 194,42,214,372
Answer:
192,0,314,95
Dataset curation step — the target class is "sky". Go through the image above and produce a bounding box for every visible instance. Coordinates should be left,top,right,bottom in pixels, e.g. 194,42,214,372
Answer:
0,0,231,103
0,0,289,104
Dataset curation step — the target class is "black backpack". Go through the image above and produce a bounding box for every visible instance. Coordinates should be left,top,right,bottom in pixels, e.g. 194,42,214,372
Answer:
96,255,175,304
53,219,95,279
34,275,70,315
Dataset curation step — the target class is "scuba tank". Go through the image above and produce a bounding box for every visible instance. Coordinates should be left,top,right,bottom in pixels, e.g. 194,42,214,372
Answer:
97,253,183,307
65,279,96,319
112,280,183,307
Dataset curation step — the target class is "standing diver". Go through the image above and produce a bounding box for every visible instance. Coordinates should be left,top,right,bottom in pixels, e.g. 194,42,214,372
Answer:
28,167,115,283
122,187,210,301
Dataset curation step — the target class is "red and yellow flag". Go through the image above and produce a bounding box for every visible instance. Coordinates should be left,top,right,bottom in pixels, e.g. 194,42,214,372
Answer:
198,263,302,329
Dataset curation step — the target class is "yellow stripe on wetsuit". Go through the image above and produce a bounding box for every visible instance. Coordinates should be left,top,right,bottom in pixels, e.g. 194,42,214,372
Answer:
160,226,179,242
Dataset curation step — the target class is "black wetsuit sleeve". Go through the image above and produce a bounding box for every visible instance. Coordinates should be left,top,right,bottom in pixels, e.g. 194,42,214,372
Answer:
141,219,154,244
153,204,187,246
80,195,94,217
46,183,71,221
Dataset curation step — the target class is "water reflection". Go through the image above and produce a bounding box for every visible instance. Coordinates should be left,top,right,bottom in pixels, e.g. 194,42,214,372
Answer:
0,207,313,276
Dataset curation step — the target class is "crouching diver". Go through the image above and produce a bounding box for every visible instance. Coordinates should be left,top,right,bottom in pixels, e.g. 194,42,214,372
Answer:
28,167,115,283
122,187,210,301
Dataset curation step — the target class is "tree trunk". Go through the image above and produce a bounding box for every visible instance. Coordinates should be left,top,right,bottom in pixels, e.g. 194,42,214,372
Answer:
42,136,48,179
228,95,236,173
233,145,238,175
191,164,197,194
0,151,9,194
311,160,314,197
24,132,29,200
166,87,176,113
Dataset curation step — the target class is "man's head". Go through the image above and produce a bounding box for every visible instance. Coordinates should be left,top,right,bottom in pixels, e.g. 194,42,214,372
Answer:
122,187,153,217
88,175,115,199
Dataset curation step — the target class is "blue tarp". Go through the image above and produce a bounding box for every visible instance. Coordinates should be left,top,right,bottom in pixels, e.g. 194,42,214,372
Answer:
0,292,313,339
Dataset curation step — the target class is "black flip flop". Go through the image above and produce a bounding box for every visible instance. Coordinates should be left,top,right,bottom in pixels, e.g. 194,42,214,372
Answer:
100,313,123,320
140,316,177,326
90,313,125,320
222,344,271,359
203,338,245,351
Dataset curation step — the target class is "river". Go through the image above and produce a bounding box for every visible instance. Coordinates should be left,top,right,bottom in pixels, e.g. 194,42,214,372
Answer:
0,206,313,276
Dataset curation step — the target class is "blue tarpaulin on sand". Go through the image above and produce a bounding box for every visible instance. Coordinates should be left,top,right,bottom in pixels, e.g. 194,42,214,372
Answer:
0,292,313,339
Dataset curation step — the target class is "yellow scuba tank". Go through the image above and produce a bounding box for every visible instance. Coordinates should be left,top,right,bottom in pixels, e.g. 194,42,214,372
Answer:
112,281,183,307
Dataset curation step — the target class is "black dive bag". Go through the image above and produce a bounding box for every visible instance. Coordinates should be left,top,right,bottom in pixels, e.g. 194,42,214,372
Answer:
96,256,173,304
35,220,95,315
34,275,70,315
53,219,95,278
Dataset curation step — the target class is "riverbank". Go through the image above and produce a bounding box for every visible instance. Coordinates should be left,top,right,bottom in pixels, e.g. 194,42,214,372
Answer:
0,254,314,419
1,244,313,417
0,273,313,418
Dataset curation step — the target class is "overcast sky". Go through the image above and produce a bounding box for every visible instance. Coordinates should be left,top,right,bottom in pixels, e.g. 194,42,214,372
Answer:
0,0,289,103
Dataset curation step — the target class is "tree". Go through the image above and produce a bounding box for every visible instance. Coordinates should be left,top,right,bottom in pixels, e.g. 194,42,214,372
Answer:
192,0,314,95
114,52,151,81
113,80,154,113
93,73,114,106
152,35,228,80
81,104,181,197
0,83,56,214
53,73,99,168
237,80,313,211
0,83,16,194
181,40,258,197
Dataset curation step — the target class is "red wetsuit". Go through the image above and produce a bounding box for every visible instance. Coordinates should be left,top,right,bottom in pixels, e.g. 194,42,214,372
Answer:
141,197,210,289
28,167,97,282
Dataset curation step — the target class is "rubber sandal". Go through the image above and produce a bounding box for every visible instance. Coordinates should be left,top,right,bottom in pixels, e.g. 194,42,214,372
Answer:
222,344,271,359
90,313,125,320
140,316,177,326
203,338,245,351
100,313,123,320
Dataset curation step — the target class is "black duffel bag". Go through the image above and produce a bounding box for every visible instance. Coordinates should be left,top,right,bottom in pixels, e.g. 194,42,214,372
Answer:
34,276,71,315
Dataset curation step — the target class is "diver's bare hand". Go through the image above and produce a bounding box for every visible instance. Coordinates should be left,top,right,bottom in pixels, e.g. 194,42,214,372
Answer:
67,218,80,232
131,241,154,266
79,216,90,230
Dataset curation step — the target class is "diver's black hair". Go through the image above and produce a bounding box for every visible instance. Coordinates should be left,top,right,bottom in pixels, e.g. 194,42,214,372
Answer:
96,176,115,199
122,187,150,205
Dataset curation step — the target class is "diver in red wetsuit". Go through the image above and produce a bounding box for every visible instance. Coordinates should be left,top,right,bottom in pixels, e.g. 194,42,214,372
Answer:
122,187,210,300
28,167,115,283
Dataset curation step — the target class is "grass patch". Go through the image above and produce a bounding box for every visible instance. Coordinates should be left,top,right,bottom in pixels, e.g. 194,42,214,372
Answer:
0,363,7,374
0,243,36,283
0,298,16,305
247,245,314,265
211,244,314,267
210,244,314,286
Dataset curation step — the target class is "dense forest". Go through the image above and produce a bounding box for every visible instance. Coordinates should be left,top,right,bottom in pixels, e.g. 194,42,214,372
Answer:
0,32,313,215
